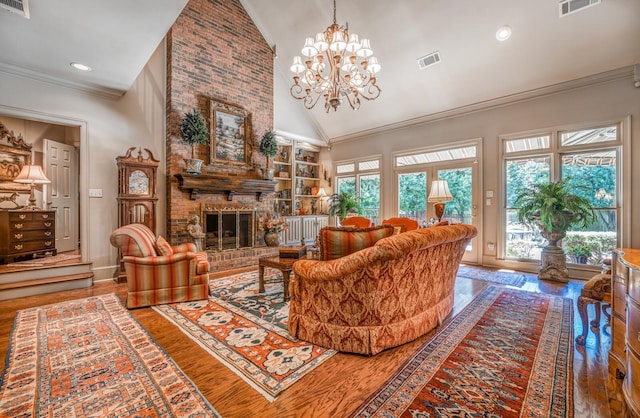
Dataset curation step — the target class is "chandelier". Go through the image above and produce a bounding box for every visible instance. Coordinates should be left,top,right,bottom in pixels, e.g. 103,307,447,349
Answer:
289,0,381,112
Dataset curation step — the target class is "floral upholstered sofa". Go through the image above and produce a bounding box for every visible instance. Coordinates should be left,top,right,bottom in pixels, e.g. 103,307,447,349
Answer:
288,223,478,355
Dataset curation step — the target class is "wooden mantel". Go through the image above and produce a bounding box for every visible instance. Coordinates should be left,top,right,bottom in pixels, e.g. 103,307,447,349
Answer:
175,173,276,201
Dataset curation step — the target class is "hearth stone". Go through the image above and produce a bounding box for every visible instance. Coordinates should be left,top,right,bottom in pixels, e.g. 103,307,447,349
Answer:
206,247,278,273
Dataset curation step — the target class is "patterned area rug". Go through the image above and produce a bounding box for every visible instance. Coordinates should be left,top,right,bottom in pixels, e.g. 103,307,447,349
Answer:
0,293,220,417
350,286,573,417
457,264,531,287
152,270,337,402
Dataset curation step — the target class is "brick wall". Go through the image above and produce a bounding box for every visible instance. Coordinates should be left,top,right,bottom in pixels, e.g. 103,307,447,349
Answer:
166,0,274,267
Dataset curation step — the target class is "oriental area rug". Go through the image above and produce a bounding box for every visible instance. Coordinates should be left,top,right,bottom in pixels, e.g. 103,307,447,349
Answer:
152,270,337,402
457,264,531,287
0,293,220,418
350,286,574,418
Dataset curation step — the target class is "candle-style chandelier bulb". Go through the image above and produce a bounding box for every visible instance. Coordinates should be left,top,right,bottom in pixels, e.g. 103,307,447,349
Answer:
289,0,381,112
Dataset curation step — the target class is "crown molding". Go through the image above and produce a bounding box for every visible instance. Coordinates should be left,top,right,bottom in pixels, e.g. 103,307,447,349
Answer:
274,129,325,148
329,66,635,144
0,62,125,100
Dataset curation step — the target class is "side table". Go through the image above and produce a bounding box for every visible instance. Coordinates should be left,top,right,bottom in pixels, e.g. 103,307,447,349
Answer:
258,254,308,300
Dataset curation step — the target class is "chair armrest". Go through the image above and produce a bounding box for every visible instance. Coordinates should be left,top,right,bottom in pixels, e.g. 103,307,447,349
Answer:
123,253,203,291
172,243,198,253
123,252,194,266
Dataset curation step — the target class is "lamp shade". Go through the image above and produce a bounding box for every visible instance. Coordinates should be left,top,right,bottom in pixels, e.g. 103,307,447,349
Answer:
14,165,51,184
316,187,327,197
427,180,453,203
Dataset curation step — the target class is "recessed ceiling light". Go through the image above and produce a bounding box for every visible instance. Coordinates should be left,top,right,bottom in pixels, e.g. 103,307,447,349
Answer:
496,25,512,41
70,62,92,71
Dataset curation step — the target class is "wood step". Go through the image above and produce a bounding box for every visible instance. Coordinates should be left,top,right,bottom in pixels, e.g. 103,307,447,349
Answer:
0,269,94,301
0,272,93,291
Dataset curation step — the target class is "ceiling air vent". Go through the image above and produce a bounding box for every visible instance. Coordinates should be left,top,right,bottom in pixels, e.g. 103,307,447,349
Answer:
559,0,600,17
0,0,29,18
417,51,441,70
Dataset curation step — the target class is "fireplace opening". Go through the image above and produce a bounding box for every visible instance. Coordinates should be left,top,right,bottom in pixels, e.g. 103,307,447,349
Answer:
204,209,255,250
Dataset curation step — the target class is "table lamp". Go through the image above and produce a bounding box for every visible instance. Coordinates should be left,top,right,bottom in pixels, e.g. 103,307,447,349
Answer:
427,180,453,222
316,187,327,214
14,165,51,210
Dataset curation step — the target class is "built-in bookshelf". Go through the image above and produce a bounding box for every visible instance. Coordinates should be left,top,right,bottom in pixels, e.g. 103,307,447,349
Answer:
273,138,293,216
273,138,322,217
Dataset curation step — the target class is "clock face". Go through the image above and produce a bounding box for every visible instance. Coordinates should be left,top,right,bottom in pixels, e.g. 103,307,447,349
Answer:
128,170,149,195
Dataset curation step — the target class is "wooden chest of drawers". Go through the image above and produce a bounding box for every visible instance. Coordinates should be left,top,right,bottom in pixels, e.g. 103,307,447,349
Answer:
611,248,640,417
611,255,629,373
626,265,640,417
0,210,56,264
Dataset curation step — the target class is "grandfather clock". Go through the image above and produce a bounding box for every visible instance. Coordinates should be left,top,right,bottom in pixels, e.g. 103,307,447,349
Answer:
115,147,159,282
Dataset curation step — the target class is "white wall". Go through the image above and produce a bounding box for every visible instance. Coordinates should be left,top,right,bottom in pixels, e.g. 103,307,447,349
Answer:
273,69,325,142
328,75,640,272
0,41,167,280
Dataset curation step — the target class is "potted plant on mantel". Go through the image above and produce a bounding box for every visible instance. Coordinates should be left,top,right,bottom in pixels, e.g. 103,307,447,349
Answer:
514,179,595,282
259,130,278,180
180,109,209,175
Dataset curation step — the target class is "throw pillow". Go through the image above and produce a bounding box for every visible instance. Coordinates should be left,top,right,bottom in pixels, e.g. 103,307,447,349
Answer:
392,225,405,235
318,225,395,260
155,235,174,256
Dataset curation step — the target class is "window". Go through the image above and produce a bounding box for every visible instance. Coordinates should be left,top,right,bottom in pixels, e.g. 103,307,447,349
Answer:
335,157,381,223
394,142,479,227
503,124,622,267
395,146,476,167
398,172,427,221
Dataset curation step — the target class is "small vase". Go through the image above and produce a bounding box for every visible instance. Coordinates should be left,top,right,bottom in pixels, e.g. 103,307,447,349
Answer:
184,158,204,174
264,168,275,180
264,231,280,247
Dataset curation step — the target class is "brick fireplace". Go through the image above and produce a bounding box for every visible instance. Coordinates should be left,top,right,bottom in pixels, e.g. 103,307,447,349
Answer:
165,0,278,272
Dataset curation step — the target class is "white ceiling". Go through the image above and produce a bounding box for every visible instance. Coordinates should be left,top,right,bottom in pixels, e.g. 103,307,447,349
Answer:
0,0,188,94
1,0,639,141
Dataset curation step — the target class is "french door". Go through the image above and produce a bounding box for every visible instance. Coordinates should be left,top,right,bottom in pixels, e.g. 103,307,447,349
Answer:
396,162,478,263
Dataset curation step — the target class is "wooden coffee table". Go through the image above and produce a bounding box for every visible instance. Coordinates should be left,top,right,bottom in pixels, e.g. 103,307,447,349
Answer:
258,255,305,300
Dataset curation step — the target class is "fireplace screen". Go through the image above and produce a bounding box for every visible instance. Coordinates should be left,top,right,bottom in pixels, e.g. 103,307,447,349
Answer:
204,209,255,250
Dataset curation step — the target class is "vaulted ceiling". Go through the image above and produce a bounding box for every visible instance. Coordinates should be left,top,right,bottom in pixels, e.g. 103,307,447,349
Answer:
1,0,638,142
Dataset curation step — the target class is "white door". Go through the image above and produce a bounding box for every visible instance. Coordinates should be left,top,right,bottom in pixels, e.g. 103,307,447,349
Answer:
45,139,79,253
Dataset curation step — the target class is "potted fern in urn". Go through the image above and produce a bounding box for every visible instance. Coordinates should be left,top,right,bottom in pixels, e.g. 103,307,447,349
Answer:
259,130,278,180
180,109,209,174
514,179,595,281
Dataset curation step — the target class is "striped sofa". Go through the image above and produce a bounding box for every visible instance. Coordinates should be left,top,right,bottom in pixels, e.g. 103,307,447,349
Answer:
289,223,478,355
109,223,210,308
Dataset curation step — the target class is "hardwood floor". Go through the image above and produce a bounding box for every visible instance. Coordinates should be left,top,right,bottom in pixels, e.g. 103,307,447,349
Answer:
0,266,616,417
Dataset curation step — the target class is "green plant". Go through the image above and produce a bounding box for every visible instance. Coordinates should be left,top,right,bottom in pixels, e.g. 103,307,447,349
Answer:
328,192,363,218
514,179,596,234
259,130,278,168
565,241,592,258
180,109,209,159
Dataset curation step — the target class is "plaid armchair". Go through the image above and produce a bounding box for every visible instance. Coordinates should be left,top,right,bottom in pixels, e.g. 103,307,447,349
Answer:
109,223,210,308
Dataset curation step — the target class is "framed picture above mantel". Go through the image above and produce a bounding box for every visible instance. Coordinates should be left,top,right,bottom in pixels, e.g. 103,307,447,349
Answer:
210,100,251,167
